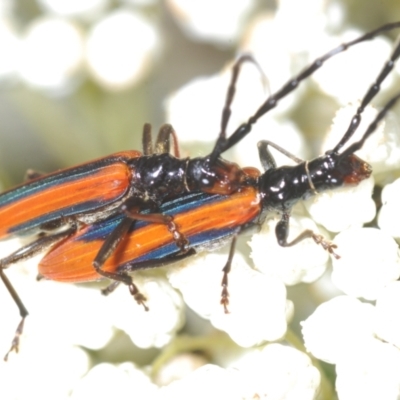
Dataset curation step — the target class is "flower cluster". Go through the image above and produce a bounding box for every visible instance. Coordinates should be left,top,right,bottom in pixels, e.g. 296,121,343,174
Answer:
1,1,400,399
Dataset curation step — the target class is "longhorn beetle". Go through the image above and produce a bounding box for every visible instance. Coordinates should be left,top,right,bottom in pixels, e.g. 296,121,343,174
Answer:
2,22,400,358
0,22,399,265
36,85,400,347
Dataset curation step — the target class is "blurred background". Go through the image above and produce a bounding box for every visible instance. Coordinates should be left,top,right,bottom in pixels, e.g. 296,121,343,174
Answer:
0,0,400,189
2,1,400,398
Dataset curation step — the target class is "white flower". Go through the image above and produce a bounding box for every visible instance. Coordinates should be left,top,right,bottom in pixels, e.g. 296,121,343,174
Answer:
157,364,245,400
304,177,375,233
322,102,400,177
232,344,321,400
0,334,89,398
166,74,231,146
336,339,400,400
301,296,375,364
0,18,20,83
165,0,256,45
331,228,400,300
249,214,330,285
18,17,84,93
158,344,321,400
311,32,394,104
379,178,400,238
373,281,400,348
155,353,208,386
37,0,108,21
106,276,185,349
86,9,158,90
70,362,157,400
168,252,289,347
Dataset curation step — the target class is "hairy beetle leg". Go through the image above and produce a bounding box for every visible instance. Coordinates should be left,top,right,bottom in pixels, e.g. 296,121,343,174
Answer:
220,236,238,314
311,233,340,259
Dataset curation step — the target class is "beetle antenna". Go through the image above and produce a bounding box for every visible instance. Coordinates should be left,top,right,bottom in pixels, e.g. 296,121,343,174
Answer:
217,55,267,147
210,21,400,163
333,35,400,154
339,91,400,159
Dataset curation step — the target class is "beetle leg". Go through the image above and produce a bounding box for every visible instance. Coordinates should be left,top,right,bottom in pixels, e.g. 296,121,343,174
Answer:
93,217,134,271
143,123,181,157
275,213,339,258
257,140,304,171
155,124,180,157
93,204,189,273
142,123,153,156
220,236,238,314
1,227,78,269
93,210,189,307
93,260,149,311
90,216,147,309
1,268,27,361
101,280,120,295
0,226,77,360
100,248,197,296
122,205,189,251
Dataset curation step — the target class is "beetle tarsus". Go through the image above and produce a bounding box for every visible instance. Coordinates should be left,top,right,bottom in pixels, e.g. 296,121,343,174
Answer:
4,317,25,361
312,234,340,259
129,283,149,311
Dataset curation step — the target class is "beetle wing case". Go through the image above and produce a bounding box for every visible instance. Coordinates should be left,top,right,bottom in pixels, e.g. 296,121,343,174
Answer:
0,151,141,238
38,187,262,282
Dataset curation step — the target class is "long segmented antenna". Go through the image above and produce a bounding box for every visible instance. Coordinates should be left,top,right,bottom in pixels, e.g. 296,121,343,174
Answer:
339,91,400,159
333,35,400,154
218,55,268,144
209,21,400,163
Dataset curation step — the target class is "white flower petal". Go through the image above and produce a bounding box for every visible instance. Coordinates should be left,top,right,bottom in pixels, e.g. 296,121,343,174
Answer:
331,228,400,299
18,17,84,93
37,0,108,20
86,9,158,90
249,214,330,285
168,252,288,347
233,344,321,400
373,281,400,348
301,296,375,364
157,364,245,400
336,339,400,400
155,353,208,386
70,362,157,400
379,178,400,238
166,0,255,45
107,276,185,349
311,32,393,104
0,338,89,399
304,177,375,233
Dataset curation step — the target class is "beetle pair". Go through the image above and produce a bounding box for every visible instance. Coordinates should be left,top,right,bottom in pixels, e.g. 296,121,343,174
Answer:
1,22,400,359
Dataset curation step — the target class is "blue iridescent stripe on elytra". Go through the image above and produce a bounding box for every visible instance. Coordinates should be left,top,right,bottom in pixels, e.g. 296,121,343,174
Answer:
127,226,236,264
0,164,102,208
81,192,225,243
8,200,103,236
